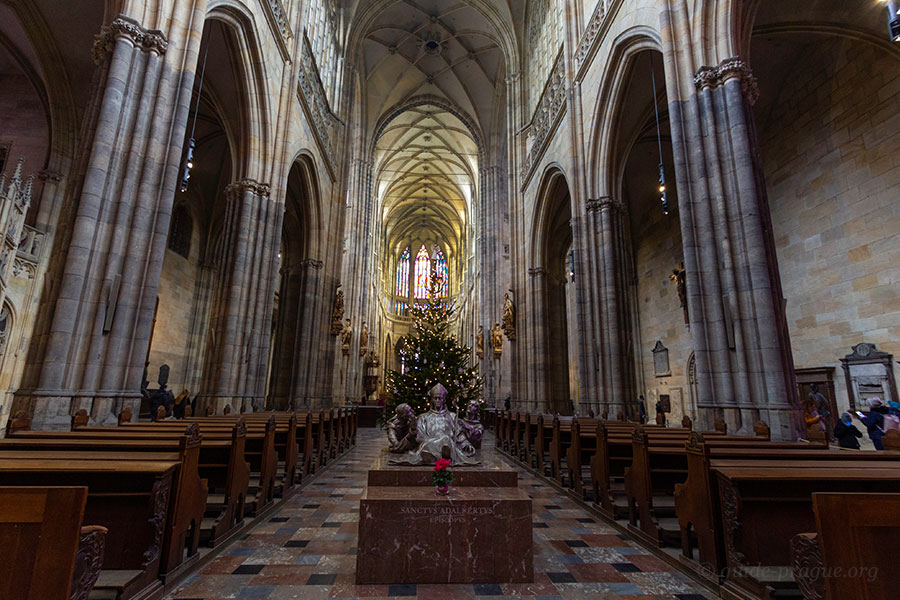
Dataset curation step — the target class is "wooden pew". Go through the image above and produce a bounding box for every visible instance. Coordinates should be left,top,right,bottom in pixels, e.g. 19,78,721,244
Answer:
523,414,541,467
0,486,101,600
493,411,505,449
589,421,744,520
0,459,180,600
309,410,327,470
712,464,900,599
534,414,554,475
80,413,280,512
0,425,218,563
72,525,108,600
5,410,31,436
171,412,297,495
791,492,900,600
624,424,786,547
674,432,900,586
565,417,599,499
549,415,573,485
71,408,90,430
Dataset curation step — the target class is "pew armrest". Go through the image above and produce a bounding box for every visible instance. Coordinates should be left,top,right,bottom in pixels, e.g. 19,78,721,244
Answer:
70,526,108,600
790,533,825,600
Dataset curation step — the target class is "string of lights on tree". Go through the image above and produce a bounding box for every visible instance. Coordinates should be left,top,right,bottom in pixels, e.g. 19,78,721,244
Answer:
385,261,482,417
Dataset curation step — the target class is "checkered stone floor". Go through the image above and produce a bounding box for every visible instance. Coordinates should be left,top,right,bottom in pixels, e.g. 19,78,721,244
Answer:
166,428,715,600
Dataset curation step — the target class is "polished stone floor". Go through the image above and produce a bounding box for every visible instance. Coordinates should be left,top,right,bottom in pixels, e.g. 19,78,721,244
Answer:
165,429,714,600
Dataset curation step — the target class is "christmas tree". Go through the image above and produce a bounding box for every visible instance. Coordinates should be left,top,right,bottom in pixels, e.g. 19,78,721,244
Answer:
386,263,482,418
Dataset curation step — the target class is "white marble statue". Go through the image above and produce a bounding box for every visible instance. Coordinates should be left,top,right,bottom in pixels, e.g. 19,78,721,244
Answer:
389,383,480,466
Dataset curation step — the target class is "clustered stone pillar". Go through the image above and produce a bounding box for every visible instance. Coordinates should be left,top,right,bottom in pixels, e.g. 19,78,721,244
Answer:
268,257,324,409
479,165,503,407
671,57,800,439
14,14,200,428
199,179,282,414
584,197,633,419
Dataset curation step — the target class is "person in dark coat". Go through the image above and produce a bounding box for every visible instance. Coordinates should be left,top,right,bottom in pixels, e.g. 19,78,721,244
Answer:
150,385,174,421
833,412,862,450
638,396,647,424
855,398,888,450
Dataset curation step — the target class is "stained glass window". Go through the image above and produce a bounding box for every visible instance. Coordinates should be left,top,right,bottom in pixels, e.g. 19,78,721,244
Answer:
395,247,410,298
414,245,430,299
433,247,448,297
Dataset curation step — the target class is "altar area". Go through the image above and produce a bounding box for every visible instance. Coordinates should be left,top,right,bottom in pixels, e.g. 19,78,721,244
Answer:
356,445,533,584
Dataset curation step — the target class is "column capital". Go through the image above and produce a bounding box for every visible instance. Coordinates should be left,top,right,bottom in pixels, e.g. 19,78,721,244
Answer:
694,57,758,105
225,178,271,198
300,258,324,270
92,16,168,64
586,196,623,213
527,267,547,277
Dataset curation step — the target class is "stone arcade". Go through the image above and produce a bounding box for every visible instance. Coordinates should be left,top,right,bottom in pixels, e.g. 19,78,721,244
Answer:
1,1,900,599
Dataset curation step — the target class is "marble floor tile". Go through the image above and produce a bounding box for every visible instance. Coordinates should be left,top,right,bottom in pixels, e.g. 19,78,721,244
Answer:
164,429,714,600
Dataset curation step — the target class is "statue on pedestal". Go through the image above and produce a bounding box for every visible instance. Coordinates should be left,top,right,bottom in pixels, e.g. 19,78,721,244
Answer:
387,403,418,453
502,293,516,340
490,323,503,358
458,399,484,451
389,383,480,466
476,325,484,359
359,322,369,357
670,263,688,324
341,319,352,355
331,287,344,335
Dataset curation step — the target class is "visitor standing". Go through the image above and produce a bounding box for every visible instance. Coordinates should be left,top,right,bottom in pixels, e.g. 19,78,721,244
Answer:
833,412,862,449
855,398,888,450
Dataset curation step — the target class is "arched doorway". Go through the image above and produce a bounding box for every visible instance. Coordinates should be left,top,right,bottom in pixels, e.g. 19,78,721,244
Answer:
147,18,242,410
533,169,576,414
268,157,319,409
611,48,688,425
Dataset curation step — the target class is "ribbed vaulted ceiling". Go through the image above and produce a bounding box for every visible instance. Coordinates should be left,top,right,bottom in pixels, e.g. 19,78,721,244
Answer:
347,0,522,296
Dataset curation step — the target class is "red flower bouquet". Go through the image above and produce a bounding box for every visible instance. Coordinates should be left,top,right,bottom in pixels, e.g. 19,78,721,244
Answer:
432,458,453,494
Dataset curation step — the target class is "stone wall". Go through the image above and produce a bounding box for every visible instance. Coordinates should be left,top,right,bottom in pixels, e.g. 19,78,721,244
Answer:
147,243,202,395
0,73,48,177
762,37,900,410
630,198,691,423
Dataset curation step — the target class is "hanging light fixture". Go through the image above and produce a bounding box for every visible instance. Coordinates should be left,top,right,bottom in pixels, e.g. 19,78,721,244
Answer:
650,57,669,216
888,1,900,42
181,44,210,193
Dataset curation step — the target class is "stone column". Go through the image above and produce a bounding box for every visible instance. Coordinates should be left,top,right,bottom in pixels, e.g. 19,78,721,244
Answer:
290,258,324,402
183,261,216,394
14,14,201,428
585,197,633,419
526,267,549,413
199,178,282,413
268,263,300,407
670,57,800,439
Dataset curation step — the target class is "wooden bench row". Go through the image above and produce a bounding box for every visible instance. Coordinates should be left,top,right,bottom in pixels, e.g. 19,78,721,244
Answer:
0,406,357,600
495,410,900,599
1,486,108,600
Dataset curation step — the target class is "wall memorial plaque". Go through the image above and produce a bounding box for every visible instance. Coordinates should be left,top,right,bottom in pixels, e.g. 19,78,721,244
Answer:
652,341,670,377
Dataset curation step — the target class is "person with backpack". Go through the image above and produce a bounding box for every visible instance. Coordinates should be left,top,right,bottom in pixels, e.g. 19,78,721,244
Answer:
855,398,889,450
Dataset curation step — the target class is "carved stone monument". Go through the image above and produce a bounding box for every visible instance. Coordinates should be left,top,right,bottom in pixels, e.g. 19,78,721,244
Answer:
388,384,480,466
841,343,898,410
652,341,670,377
